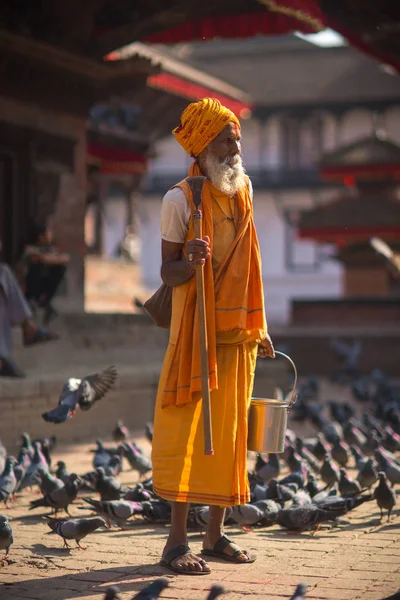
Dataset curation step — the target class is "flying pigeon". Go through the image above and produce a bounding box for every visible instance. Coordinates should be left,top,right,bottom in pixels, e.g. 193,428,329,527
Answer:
0,515,13,561
47,516,107,549
104,587,121,600
42,365,117,423
374,472,397,522
206,586,226,600
132,577,169,600
80,498,143,529
29,473,80,515
290,583,308,600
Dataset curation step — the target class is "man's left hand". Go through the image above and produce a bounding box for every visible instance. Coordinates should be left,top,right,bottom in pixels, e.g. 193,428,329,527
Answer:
257,334,275,358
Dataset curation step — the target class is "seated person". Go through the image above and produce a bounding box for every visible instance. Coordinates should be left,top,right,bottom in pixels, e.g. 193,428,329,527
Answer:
18,221,70,324
0,238,58,377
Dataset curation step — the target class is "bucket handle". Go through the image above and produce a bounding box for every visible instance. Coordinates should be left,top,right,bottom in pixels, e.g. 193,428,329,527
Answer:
274,351,298,410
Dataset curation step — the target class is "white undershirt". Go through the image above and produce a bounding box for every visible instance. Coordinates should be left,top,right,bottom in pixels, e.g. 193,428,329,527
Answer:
160,180,253,244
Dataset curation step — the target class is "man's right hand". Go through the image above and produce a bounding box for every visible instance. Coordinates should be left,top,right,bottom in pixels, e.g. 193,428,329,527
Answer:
185,235,211,268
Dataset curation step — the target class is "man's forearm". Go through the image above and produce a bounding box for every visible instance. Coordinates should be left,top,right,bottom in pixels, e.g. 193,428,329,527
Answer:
161,258,195,287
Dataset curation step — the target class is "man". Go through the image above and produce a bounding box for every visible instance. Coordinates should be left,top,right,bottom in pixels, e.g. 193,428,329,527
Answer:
152,98,274,575
18,220,69,324
0,237,58,377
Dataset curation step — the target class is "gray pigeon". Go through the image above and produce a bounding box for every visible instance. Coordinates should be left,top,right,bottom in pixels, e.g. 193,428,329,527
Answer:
313,493,374,515
277,504,346,532
255,453,280,482
122,442,152,478
0,439,6,474
132,577,169,600
320,454,340,487
93,441,113,470
42,365,117,423
206,586,226,600
0,515,13,560
19,441,48,491
230,500,277,528
338,468,362,497
104,587,121,600
357,458,378,489
29,473,80,515
0,457,17,507
46,516,107,549
374,449,400,485
290,583,307,600
113,420,130,443
188,506,233,530
350,445,368,471
374,472,397,521
81,498,143,528
95,467,128,501
331,439,351,467
37,469,64,496
292,490,313,507
55,461,70,484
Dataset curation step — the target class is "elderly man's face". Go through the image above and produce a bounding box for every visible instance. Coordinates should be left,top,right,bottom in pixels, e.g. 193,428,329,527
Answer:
208,122,241,163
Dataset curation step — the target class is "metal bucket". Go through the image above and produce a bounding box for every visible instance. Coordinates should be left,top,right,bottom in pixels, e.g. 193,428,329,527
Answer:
247,351,298,454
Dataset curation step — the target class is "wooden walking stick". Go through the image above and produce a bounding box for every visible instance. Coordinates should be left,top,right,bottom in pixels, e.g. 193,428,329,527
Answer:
187,175,214,456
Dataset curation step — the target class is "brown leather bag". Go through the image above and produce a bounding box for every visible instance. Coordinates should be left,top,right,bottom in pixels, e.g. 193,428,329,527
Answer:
143,282,172,329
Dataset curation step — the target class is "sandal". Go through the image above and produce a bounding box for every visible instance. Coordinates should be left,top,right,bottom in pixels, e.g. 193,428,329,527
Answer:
201,534,256,564
160,544,211,576
24,327,59,347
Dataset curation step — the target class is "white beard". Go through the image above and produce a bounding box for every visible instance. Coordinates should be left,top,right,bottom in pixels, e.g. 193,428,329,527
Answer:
203,152,247,196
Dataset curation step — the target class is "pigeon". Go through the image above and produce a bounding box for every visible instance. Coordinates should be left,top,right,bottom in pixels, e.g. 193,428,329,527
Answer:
320,454,340,487
142,499,171,523
95,468,128,501
92,441,113,470
106,455,123,477
123,483,153,502
255,453,280,482
132,578,169,600
13,449,30,492
312,488,338,505
314,493,374,515
0,457,17,506
382,428,400,454
19,441,49,491
188,506,233,530
0,515,13,560
277,504,346,532
338,469,362,497
20,432,34,459
42,365,117,423
206,586,226,600
279,471,307,490
309,434,331,462
37,468,65,496
145,422,154,443
375,449,400,485
306,473,325,498
230,500,277,528
290,583,307,600
266,479,297,503
122,442,152,478
331,439,351,467
292,490,313,507
81,498,143,528
55,461,70,484
321,420,343,445
113,420,130,443
286,447,308,474
357,458,378,489
29,473,80,515
46,516,107,549
295,440,321,474
0,440,6,474
374,472,397,521
344,422,367,449
350,445,368,471
35,437,55,467
104,587,121,600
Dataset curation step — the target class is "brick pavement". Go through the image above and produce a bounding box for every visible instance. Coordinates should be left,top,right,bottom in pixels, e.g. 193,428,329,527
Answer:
1,440,400,600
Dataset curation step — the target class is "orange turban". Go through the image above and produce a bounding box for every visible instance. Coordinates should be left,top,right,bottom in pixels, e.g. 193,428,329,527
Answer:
172,98,240,158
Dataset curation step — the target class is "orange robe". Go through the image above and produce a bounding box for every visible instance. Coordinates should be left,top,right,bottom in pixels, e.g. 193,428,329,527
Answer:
152,167,266,507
